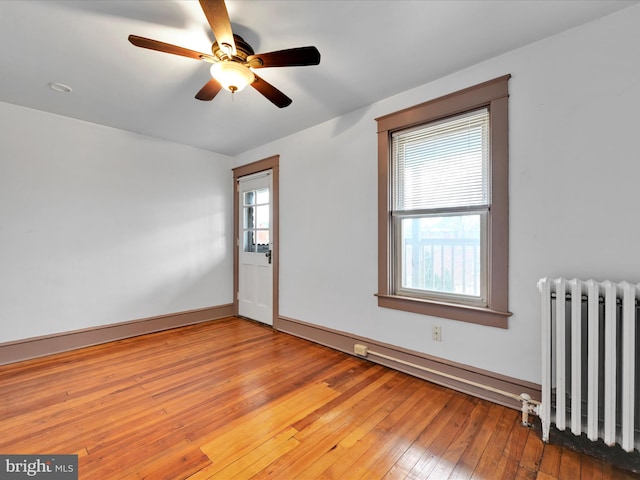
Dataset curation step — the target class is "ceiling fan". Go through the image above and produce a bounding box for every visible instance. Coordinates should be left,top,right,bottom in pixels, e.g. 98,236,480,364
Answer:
128,0,321,108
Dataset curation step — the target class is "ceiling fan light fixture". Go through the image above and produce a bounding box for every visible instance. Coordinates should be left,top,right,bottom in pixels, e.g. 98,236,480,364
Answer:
129,0,319,106
210,61,255,93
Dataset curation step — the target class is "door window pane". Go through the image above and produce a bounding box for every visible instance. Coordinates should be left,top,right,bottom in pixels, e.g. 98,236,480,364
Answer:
243,206,254,229
255,230,270,253
256,188,269,204
243,230,256,253
256,205,269,229
242,186,270,253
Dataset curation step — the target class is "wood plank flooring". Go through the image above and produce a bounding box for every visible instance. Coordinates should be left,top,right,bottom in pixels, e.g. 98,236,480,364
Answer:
0,317,637,479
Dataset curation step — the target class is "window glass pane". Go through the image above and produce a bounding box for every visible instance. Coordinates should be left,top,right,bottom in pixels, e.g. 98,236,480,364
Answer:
399,214,482,297
243,230,256,253
241,184,270,255
256,188,269,205
243,229,270,253
256,205,270,229
243,206,254,229
255,230,270,253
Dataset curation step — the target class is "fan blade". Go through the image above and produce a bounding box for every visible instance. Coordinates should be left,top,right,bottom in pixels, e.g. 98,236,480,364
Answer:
199,0,236,56
251,74,292,108
128,35,214,62
247,46,321,68
195,79,223,101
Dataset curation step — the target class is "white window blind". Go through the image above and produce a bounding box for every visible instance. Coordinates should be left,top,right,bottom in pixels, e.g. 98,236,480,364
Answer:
392,108,490,211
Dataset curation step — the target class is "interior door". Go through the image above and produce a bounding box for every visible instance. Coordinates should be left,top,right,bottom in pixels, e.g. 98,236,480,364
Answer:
238,172,273,325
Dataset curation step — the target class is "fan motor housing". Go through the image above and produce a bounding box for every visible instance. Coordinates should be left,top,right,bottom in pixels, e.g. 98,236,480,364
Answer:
212,34,255,62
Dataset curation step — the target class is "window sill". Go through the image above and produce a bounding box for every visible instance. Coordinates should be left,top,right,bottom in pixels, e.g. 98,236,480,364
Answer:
375,293,511,328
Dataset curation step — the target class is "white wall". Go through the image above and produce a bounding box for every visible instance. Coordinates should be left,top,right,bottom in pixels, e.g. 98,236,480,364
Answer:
233,4,640,384
0,103,234,343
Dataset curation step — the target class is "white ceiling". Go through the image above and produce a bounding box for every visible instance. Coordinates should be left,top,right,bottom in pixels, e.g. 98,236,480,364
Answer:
1,0,636,156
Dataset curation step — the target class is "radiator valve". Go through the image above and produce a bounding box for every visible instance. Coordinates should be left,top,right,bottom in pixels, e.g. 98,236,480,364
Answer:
519,393,539,427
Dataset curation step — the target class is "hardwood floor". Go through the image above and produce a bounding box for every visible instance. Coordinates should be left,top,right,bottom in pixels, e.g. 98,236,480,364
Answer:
0,317,637,479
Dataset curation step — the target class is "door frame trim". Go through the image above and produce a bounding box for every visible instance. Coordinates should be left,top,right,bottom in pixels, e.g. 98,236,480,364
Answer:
232,155,279,327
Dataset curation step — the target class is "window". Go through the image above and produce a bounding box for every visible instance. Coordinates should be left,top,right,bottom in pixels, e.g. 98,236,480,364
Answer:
376,75,511,328
242,187,270,253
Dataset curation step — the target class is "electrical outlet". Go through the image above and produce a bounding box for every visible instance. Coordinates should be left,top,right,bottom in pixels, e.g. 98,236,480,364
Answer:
432,326,442,341
354,344,368,356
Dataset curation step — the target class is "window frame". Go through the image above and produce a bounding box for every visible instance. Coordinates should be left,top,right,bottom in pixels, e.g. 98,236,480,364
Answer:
375,75,511,328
